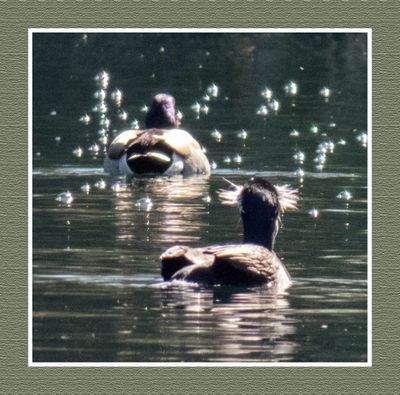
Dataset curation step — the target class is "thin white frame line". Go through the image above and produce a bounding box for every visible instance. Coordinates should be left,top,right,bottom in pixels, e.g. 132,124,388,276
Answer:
28,28,372,368
29,28,371,34
367,29,372,366
28,30,33,367
31,362,369,367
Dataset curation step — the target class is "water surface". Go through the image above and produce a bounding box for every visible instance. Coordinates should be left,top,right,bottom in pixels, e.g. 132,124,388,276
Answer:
32,32,368,363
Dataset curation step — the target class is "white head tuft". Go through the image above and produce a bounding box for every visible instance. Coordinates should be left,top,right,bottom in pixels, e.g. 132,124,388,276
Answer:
218,178,299,212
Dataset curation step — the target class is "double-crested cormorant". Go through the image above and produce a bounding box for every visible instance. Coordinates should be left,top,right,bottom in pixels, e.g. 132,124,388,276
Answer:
161,177,298,290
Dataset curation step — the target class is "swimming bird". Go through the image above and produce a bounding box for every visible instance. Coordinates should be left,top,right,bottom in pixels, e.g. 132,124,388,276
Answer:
161,177,299,290
104,94,210,177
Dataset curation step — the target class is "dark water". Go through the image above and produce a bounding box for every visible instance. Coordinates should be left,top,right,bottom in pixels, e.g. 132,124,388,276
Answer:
32,32,368,363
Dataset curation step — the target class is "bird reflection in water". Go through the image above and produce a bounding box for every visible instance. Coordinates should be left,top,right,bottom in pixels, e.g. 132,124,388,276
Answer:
159,285,297,362
112,176,210,247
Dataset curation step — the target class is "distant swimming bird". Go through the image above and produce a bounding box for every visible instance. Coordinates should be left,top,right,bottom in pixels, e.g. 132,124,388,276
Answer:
104,94,210,177
161,177,299,289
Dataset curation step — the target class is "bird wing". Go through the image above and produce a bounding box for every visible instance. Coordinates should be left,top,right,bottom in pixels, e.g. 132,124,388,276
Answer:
161,245,189,260
203,244,284,282
162,244,291,288
161,245,215,266
108,128,202,160
107,129,144,159
161,245,215,282
160,129,202,158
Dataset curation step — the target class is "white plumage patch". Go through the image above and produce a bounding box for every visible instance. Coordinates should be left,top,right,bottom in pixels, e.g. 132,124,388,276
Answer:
274,184,299,212
217,178,299,212
128,151,171,163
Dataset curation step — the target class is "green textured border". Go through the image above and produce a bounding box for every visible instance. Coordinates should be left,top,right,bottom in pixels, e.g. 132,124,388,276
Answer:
1,1,397,393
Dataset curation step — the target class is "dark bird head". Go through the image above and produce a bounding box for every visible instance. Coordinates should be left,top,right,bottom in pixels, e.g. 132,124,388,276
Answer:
241,178,281,250
145,93,181,129
218,177,299,250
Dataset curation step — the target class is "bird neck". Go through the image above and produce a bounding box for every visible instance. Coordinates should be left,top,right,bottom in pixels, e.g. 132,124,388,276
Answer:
242,217,277,250
240,184,280,251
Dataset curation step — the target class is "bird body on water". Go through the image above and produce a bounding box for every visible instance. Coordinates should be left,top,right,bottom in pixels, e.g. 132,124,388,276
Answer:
161,178,299,290
104,93,210,177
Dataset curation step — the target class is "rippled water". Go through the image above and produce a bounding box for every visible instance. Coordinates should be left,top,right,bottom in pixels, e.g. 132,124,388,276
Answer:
32,32,368,363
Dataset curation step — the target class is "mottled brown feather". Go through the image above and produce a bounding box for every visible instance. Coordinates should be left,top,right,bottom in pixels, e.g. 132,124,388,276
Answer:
162,244,291,288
